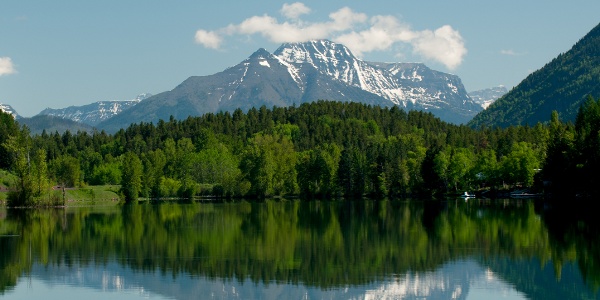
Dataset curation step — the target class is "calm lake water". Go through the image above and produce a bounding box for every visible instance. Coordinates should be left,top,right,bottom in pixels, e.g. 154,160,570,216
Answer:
1,199,599,299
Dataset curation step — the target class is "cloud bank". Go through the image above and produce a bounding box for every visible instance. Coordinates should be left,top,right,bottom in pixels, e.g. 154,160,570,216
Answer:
0,57,16,76
194,3,467,69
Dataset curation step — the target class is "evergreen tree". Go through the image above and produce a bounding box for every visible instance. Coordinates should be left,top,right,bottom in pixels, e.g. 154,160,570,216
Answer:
0,111,20,169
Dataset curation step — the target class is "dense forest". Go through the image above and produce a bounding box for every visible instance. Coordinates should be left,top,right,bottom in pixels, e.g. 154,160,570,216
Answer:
1,98,600,206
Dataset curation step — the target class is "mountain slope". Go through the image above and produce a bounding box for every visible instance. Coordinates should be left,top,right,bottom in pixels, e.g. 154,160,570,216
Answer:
37,93,151,126
469,22,600,128
99,40,479,132
274,40,479,123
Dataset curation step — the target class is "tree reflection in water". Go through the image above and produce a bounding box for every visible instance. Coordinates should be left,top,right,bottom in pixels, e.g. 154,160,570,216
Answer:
0,199,599,299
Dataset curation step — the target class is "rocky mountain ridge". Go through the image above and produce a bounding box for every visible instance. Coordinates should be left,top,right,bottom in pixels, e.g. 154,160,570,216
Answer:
98,40,481,132
37,93,151,126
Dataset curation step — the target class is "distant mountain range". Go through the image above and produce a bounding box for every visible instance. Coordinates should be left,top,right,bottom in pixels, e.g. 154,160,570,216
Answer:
98,40,482,132
468,86,507,110
19,115,94,135
469,22,600,128
37,93,152,126
1,94,151,134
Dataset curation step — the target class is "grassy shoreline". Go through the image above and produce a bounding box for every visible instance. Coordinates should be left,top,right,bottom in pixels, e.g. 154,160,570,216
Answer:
0,185,122,207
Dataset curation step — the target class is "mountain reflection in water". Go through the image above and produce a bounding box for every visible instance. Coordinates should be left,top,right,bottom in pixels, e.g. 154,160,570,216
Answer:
1,199,599,299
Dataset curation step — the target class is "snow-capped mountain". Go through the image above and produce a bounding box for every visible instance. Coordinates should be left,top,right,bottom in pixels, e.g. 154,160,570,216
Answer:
99,40,481,132
274,40,479,119
38,93,151,126
0,103,19,119
468,86,508,109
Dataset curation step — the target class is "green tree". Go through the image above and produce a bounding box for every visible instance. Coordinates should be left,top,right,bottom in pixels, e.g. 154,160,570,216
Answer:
90,162,122,185
473,149,500,187
240,133,297,197
192,143,244,197
542,111,575,195
51,155,82,188
120,151,143,203
0,111,20,169
573,96,600,195
3,128,35,206
297,143,341,198
501,142,540,187
446,147,475,191
433,149,450,192
337,147,367,197
31,149,50,197
143,149,166,198
174,138,197,198
159,176,181,197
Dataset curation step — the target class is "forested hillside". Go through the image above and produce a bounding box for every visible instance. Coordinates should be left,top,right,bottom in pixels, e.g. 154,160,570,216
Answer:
2,99,599,206
469,22,600,128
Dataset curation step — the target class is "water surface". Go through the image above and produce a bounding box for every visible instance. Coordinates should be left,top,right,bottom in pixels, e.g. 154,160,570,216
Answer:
1,199,598,299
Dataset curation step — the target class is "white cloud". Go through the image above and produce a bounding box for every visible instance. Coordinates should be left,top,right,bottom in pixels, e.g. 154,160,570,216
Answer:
280,2,310,19
500,49,525,56
219,7,366,44
194,3,467,69
411,25,466,70
194,30,223,49
335,15,414,56
0,57,16,76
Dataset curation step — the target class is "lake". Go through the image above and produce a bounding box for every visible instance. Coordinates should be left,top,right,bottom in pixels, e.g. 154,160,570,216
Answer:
1,199,599,299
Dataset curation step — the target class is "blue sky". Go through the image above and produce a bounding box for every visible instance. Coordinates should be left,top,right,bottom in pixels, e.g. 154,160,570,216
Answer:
1,0,599,117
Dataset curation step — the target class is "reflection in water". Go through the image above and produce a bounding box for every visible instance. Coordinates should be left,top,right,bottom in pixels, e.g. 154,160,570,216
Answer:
363,260,526,300
11,260,526,300
0,199,599,299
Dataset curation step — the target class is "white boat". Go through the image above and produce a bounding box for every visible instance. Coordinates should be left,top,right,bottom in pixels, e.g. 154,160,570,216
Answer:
460,191,475,199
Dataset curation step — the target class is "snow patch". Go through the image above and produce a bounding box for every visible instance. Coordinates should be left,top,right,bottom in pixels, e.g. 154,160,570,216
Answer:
274,55,303,87
259,60,270,68
447,82,458,93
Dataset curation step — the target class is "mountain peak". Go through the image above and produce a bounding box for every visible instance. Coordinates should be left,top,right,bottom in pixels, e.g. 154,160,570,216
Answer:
98,40,482,131
274,39,356,65
0,103,19,119
248,48,273,59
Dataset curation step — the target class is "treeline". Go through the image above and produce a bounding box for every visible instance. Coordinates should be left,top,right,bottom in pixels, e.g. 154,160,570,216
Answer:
1,98,599,205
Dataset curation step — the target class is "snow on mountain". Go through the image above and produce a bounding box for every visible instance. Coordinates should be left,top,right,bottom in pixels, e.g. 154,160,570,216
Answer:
37,93,151,126
275,40,412,105
0,103,19,119
468,86,508,109
98,40,483,132
274,40,481,123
